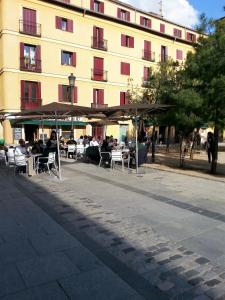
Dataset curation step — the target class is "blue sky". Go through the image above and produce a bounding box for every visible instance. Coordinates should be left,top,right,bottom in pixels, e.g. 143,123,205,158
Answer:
189,0,224,20
122,0,224,27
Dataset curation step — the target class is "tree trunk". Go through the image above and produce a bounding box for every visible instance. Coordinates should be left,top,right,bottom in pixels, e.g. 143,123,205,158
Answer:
211,126,219,174
152,126,156,162
166,125,171,152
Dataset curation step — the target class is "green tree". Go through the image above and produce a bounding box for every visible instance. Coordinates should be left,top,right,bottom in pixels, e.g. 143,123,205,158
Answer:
184,17,225,173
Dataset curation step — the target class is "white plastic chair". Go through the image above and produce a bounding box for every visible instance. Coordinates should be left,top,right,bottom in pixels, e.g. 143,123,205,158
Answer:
75,144,85,160
36,152,56,174
14,154,27,175
111,150,124,171
0,150,7,165
67,144,76,158
7,149,15,167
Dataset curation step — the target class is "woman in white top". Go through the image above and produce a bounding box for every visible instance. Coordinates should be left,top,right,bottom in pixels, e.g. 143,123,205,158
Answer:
90,137,99,147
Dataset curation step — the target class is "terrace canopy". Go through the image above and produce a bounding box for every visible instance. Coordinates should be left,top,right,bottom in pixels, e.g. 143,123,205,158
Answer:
8,102,172,178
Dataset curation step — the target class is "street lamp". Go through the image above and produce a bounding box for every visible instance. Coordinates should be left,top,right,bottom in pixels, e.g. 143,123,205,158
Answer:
68,73,76,137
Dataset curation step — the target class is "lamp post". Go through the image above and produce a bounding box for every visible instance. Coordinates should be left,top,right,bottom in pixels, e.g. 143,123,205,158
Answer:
68,73,76,137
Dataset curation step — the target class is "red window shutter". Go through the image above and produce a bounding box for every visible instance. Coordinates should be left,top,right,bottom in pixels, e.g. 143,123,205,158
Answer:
90,0,94,10
127,11,130,22
73,86,77,103
55,16,61,29
144,40,151,52
173,28,176,36
126,63,130,75
147,19,151,28
58,85,63,102
144,67,149,80
37,82,41,100
99,27,104,40
35,45,41,60
99,89,104,104
121,62,124,74
21,80,25,98
160,23,165,33
186,32,190,40
130,37,134,48
117,8,121,18
99,2,104,13
121,34,126,46
20,42,24,57
125,92,129,105
93,89,97,104
140,16,144,26
93,26,97,38
120,92,124,105
72,52,76,66
67,19,73,32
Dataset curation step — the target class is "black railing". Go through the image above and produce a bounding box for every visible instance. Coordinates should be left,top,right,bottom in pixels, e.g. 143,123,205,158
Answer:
19,19,41,37
142,77,150,87
20,57,42,73
91,103,108,108
160,54,169,62
142,50,155,62
92,37,108,51
91,69,108,81
21,98,42,110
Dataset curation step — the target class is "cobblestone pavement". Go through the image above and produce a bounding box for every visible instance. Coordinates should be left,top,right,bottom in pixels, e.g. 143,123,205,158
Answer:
5,161,225,300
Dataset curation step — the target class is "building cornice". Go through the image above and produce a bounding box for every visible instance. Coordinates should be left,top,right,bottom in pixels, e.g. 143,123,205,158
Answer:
40,0,197,47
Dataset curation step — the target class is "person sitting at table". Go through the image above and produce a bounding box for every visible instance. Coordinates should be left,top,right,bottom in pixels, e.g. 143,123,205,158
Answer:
100,136,112,167
90,137,99,147
15,139,28,155
66,135,77,145
31,141,41,154
46,131,57,152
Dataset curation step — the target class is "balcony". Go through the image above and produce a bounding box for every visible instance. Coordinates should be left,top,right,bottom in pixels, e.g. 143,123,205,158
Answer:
91,69,108,82
160,54,169,62
142,50,155,62
141,77,149,87
19,19,41,37
21,98,42,110
20,57,42,73
91,103,108,108
91,37,108,51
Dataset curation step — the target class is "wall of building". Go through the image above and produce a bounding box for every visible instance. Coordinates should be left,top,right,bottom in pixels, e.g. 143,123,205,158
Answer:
0,0,197,143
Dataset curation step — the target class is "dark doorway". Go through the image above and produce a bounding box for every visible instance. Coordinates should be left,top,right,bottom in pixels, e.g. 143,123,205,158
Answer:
24,125,38,142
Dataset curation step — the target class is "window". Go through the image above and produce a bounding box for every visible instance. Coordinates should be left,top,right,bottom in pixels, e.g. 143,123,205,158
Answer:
92,57,107,81
55,16,73,32
93,89,104,105
22,8,39,36
20,43,41,72
121,34,134,48
174,28,182,38
90,0,104,13
120,92,128,105
140,16,151,28
121,62,130,75
61,51,76,66
143,67,151,81
58,84,77,103
21,80,41,109
92,26,107,50
161,45,168,62
143,40,153,61
160,23,165,33
117,8,130,21
176,49,183,60
186,32,196,42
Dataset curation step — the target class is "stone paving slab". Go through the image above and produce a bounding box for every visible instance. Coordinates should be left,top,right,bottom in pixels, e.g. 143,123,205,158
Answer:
1,282,68,300
17,252,80,287
0,263,26,298
59,267,144,300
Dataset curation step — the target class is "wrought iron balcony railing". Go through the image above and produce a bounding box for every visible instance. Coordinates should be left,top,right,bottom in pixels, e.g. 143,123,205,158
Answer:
142,50,155,62
20,57,42,73
91,37,108,51
91,69,108,81
19,19,41,37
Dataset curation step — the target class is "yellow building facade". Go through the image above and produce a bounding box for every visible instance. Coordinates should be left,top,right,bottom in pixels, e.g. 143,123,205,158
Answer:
0,0,198,143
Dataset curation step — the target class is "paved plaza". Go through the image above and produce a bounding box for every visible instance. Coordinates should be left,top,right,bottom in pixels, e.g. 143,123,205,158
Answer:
0,160,225,299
